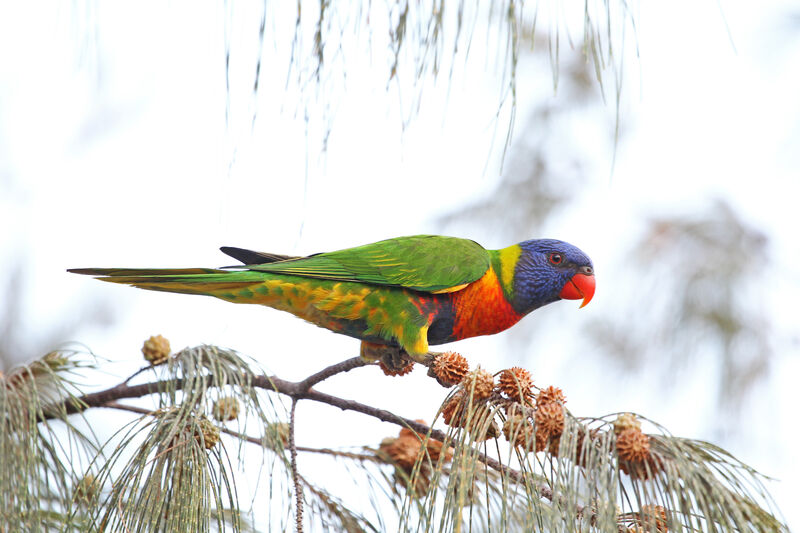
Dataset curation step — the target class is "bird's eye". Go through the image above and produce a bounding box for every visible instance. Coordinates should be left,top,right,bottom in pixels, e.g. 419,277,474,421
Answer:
549,253,563,265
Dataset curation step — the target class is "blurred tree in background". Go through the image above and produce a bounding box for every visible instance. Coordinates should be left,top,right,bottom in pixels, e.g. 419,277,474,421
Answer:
588,200,772,418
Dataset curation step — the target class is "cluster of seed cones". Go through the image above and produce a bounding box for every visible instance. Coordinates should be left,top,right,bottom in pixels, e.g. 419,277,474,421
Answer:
423,352,670,527
428,352,664,480
430,352,568,453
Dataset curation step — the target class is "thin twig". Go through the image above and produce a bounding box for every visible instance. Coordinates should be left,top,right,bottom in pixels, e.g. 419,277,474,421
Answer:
289,399,303,533
102,401,151,416
295,356,372,391
122,364,157,385
103,401,380,462
295,446,382,462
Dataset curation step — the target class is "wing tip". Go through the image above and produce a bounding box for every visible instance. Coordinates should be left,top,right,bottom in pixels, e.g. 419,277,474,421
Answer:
67,268,100,275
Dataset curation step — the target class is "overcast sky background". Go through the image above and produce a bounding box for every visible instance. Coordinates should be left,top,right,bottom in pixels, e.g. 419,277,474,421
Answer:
1,1,798,529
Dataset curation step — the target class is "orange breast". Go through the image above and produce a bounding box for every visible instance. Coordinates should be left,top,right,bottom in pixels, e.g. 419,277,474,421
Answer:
450,267,522,340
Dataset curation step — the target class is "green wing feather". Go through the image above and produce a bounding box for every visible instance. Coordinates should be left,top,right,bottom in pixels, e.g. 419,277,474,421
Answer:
68,235,490,294
242,235,490,293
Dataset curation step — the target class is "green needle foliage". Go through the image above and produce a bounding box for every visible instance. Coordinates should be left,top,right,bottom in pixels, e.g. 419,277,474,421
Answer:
69,345,289,532
0,342,788,532
0,349,98,531
239,0,635,156
82,407,247,532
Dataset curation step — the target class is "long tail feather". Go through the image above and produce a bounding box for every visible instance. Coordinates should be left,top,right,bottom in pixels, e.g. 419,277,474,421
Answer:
67,268,226,276
67,267,271,297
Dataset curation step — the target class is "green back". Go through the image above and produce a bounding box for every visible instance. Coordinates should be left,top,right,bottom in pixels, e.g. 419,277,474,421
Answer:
246,235,490,293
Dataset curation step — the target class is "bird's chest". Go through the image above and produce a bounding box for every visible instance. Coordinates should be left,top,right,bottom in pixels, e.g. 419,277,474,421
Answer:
446,270,522,341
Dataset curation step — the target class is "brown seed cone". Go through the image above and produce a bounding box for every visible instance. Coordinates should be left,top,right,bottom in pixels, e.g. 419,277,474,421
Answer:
377,437,398,462
385,420,453,465
536,385,566,406
533,427,563,453
75,474,101,504
503,414,535,450
424,438,454,462
548,434,566,456
379,359,415,376
142,335,171,365
497,367,534,401
381,436,422,470
619,454,664,480
550,431,579,462
212,397,241,422
614,413,642,435
463,367,494,401
441,393,494,433
638,505,669,532
196,417,220,449
544,426,599,461
267,422,291,448
531,428,544,453
431,351,469,387
442,392,466,427
572,428,601,467
616,427,650,463
535,401,565,439
617,428,663,480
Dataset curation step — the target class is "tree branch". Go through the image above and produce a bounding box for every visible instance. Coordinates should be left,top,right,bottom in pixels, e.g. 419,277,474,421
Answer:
51,357,557,507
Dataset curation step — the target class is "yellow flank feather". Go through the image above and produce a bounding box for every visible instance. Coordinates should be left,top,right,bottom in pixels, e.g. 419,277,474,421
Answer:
211,278,378,329
498,244,521,295
407,324,429,355
128,272,434,356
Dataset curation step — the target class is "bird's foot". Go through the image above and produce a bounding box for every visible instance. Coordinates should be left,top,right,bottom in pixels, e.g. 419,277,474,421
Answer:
360,341,419,374
360,341,392,362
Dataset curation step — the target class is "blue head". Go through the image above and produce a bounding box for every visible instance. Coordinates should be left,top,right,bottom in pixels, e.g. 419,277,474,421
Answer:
509,239,595,315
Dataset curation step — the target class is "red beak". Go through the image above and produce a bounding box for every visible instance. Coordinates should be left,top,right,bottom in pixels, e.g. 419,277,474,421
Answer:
559,273,595,308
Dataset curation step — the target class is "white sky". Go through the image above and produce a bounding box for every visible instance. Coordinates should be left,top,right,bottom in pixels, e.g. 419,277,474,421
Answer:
1,0,798,529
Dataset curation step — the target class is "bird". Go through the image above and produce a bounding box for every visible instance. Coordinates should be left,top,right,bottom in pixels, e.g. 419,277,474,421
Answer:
68,235,594,366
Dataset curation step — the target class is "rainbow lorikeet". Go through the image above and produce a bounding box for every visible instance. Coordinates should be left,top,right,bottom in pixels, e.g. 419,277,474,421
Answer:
68,235,594,364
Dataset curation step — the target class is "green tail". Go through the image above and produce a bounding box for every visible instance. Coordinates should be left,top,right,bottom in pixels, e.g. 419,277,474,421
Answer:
67,267,271,296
